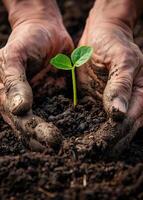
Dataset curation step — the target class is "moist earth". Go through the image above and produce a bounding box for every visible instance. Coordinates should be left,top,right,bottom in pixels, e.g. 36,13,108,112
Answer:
0,1,143,200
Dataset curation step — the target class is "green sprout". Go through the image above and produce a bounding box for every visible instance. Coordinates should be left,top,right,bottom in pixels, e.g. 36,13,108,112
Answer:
50,46,93,107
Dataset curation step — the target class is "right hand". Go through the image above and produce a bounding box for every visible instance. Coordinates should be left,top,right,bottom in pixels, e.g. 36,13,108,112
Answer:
0,1,73,150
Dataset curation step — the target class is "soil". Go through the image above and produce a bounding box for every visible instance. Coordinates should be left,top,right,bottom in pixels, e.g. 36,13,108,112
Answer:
0,1,143,200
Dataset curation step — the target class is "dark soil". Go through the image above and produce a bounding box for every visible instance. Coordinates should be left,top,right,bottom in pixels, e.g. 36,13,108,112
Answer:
0,1,143,200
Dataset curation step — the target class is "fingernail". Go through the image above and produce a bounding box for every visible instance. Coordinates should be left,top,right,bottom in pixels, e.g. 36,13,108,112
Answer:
9,94,24,114
112,97,127,113
111,97,127,121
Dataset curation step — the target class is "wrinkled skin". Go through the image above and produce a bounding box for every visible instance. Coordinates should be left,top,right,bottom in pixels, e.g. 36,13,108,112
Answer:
77,1,143,141
0,2,73,114
0,0,73,150
0,20,73,114
1,0,143,152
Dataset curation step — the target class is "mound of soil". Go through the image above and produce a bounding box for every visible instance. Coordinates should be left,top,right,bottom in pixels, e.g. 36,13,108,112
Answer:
0,1,143,200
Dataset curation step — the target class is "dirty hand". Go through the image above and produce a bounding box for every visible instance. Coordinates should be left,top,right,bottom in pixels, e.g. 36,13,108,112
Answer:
0,0,73,150
77,0,143,152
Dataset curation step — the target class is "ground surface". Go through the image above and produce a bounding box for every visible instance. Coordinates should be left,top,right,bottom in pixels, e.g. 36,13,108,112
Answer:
0,1,143,200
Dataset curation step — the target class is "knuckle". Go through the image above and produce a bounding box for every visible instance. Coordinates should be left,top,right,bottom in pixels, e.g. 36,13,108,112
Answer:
115,77,132,93
118,44,140,68
112,44,141,78
0,44,24,75
0,44,26,90
4,42,24,60
107,68,132,98
0,42,25,75
108,75,132,95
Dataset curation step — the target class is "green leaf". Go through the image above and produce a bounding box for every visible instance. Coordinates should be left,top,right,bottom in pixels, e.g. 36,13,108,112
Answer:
71,46,93,67
50,54,73,70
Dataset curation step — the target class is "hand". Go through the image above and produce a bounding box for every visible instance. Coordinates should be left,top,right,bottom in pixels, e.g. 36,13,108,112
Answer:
0,0,73,150
77,0,143,152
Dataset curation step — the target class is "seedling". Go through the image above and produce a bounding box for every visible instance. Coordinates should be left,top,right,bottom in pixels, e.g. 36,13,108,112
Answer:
50,46,93,107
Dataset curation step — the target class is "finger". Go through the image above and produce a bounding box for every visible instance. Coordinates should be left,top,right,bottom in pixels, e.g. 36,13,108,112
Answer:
103,48,141,120
127,68,143,120
109,67,143,157
0,44,33,115
17,112,62,150
1,109,62,152
0,84,62,152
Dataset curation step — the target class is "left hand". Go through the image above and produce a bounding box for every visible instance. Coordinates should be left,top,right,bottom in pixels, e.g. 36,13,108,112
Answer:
77,1,143,153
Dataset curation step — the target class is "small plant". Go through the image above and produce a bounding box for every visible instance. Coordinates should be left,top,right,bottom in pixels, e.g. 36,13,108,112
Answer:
50,46,93,107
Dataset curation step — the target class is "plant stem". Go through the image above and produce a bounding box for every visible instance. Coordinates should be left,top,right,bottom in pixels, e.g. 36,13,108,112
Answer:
71,67,77,107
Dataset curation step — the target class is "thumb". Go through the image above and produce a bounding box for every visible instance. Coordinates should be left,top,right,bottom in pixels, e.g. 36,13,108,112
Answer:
103,49,140,120
0,43,33,115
